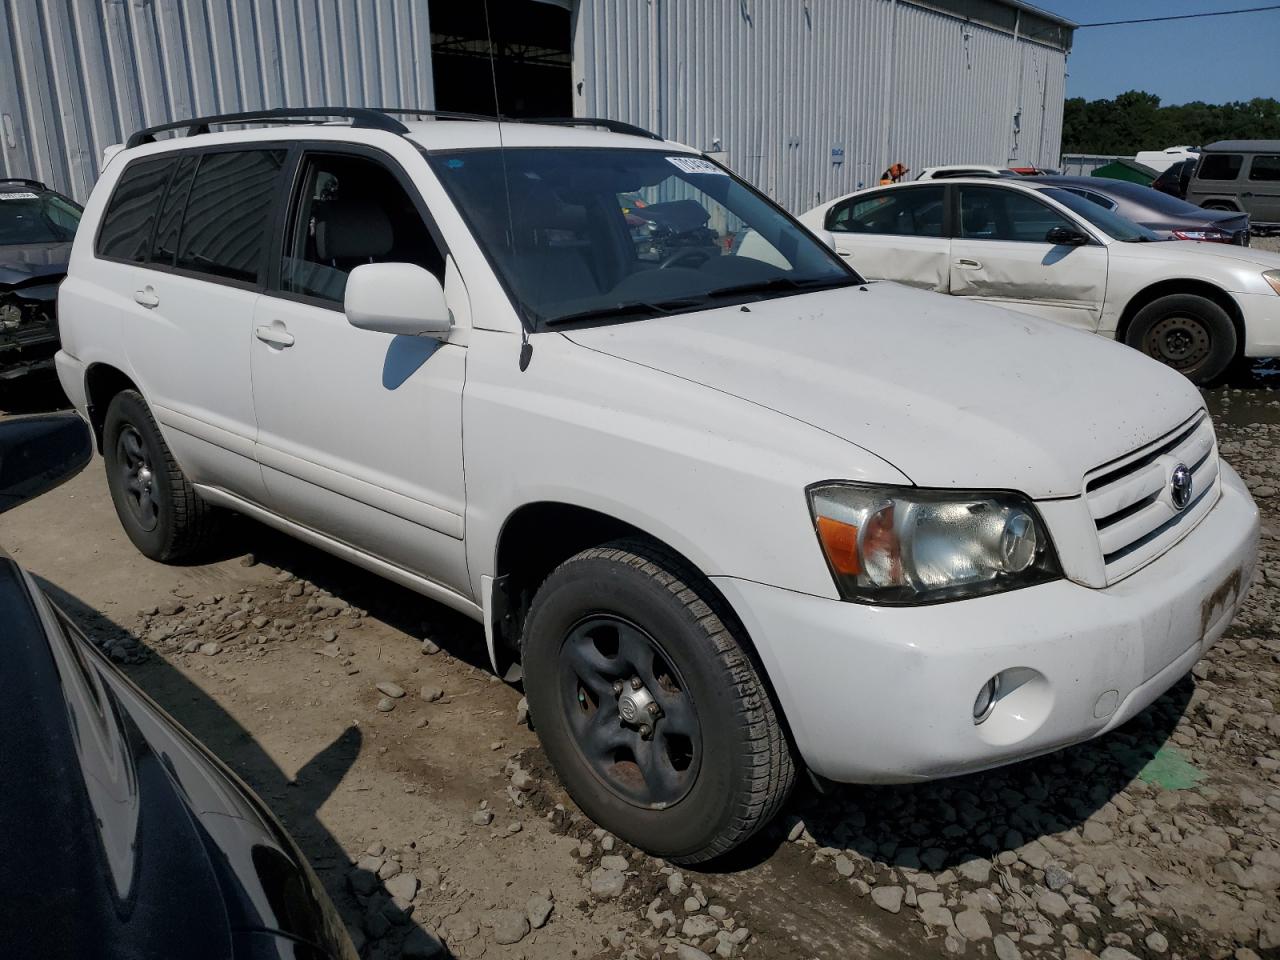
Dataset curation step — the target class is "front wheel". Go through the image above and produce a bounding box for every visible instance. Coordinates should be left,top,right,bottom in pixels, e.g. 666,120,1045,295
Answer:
1124,293,1237,385
522,540,795,864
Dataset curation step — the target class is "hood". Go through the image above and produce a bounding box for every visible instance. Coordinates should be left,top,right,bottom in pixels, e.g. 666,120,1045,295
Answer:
1115,238,1280,269
563,283,1203,499
0,241,72,287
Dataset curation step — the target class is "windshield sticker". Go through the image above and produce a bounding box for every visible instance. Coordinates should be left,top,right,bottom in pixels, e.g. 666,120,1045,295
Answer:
0,192,40,200
666,156,727,176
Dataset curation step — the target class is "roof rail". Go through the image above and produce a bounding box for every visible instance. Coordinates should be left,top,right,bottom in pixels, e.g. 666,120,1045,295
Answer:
125,107,409,149
517,117,663,141
0,177,47,190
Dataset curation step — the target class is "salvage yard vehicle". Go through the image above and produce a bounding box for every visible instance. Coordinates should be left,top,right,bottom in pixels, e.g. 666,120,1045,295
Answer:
1186,139,1280,231
0,178,81,379
799,177,1280,383
56,108,1259,863
0,412,357,960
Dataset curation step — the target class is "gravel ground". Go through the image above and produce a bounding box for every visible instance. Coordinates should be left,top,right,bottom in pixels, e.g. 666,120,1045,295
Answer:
1,358,1278,960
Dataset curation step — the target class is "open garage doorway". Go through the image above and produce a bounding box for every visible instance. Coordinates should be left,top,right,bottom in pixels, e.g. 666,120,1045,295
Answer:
428,0,573,118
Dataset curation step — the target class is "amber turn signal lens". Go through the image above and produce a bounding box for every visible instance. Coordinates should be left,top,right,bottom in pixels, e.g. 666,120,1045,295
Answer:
816,515,860,576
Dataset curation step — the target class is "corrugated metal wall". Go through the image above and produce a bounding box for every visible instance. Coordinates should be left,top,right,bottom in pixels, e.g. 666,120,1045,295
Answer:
575,0,1070,213
0,0,433,201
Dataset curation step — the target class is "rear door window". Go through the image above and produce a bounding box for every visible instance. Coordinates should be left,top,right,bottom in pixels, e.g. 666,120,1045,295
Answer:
96,157,176,262
1247,155,1280,182
175,149,287,284
150,154,199,266
1197,154,1243,181
827,187,945,236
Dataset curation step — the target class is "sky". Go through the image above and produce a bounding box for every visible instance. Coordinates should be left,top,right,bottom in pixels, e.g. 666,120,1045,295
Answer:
1031,1,1280,105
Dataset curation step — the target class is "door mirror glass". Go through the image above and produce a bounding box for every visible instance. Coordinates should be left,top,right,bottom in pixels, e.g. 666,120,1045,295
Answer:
1045,225,1089,246
0,413,93,514
345,262,451,338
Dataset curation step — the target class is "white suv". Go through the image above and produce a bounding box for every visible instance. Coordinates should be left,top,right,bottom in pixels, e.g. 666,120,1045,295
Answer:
57,108,1259,863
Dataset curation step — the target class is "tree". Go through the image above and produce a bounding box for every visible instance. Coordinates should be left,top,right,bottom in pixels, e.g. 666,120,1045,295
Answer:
1062,92,1280,155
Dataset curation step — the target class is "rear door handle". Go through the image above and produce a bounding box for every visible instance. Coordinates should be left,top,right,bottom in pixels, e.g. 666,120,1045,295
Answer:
955,258,982,269
255,323,295,348
133,287,159,308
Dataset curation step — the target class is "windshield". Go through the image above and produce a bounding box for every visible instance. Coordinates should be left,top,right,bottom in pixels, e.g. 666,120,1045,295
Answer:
0,191,81,246
1038,188,1159,242
427,148,857,327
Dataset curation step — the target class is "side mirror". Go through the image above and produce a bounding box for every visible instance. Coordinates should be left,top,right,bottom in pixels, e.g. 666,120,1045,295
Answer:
0,412,93,514
345,263,452,338
818,229,838,250
1046,225,1089,246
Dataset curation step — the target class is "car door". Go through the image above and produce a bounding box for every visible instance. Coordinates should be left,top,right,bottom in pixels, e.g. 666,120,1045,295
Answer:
949,184,1108,332
250,145,469,594
102,147,285,502
824,185,949,291
1244,153,1280,223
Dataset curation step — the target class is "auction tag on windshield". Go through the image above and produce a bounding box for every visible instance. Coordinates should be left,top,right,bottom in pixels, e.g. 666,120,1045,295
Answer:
666,156,726,175
0,192,39,200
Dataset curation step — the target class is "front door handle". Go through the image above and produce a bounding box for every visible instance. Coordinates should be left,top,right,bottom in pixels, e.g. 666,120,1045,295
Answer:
133,287,159,308
255,322,295,348
955,258,983,269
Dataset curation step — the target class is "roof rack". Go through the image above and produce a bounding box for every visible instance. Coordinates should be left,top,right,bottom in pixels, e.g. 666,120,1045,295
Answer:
125,107,409,149
0,177,47,190
124,106,663,151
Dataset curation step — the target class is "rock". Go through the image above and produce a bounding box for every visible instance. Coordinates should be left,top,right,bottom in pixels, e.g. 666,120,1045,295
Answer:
376,681,405,699
871,886,904,913
158,600,184,616
667,871,687,896
682,915,720,939
348,864,379,896
527,894,553,929
239,554,258,567
1037,890,1070,919
674,947,713,960
420,685,444,702
376,696,396,713
377,859,401,880
1254,484,1277,497
600,854,629,872
994,934,1022,960
957,856,992,884
471,809,494,826
515,696,530,726
198,642,221,656
1044,862,1072,891
1215,859,1249,886
321,628,337,642
955,908,992,940
1144,931,1169,953
401,927,445,958
1082,821,1113,844
920,905,954,930
385,873,418,902
589,868,625,899
1018,840,1050,869
920,847,947,871
421,639,441,655
485,909,529,945
510,767,535,791
441,914,479,942
1099,949,1140,960
834,855,855,877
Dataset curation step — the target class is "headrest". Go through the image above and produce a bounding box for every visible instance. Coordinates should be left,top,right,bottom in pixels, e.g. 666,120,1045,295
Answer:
314,198,393,261
963,204,991,233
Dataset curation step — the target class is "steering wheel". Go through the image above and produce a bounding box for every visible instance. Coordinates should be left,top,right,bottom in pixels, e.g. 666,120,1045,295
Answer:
658,248,712,270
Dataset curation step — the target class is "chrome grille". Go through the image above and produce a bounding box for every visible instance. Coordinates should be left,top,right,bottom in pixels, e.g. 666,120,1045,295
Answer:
1085,411,1220,583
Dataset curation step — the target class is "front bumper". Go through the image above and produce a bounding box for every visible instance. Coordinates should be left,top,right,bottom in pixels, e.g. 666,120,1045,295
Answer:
715,462,1258,783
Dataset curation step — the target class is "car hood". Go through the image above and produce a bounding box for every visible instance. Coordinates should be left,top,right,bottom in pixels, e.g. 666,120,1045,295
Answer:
0,241,72,286
1114,238,1280,268
562,282,1204,499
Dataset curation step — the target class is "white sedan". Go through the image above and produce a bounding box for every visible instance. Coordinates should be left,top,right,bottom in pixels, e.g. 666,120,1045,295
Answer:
798,178,1280,383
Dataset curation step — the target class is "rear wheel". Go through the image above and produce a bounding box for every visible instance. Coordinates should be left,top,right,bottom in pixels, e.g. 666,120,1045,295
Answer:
522,540,795,864
1124,293,1237,385
103,389,214,561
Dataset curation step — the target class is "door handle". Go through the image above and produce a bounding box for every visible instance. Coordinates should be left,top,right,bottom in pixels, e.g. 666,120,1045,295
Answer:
255,323,295,348
133,287,159,308
955,258,983,269
838,252,855,259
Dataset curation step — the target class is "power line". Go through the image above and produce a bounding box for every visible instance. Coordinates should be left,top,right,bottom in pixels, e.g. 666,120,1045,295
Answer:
1076,3,1280,27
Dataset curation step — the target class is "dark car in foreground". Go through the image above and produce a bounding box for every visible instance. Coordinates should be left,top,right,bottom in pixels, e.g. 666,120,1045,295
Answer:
0,413,357,960
0,178,81,378
1027,175,1250,246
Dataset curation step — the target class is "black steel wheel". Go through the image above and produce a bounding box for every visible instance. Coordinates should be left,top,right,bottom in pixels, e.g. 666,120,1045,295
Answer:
1125,293,1236,385
522,539,795,864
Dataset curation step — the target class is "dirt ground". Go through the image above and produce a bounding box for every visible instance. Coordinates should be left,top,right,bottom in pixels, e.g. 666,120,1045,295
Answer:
2,352,1279,960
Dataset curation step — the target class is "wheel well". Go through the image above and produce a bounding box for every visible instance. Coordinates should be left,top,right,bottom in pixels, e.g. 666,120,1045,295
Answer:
84,364,138,452
1115,279,1244,349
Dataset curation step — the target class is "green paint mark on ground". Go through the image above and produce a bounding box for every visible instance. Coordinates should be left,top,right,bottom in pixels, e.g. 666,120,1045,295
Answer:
1137,745,1205,790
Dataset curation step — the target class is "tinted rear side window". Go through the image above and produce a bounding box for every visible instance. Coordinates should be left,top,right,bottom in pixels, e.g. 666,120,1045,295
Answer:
175,150,286,283
151,154,199,265
1197,154,1243,181
1248,155,1280,182
96,157,175,261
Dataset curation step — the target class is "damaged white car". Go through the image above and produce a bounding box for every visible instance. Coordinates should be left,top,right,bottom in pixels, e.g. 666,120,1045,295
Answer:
798,177,1280,384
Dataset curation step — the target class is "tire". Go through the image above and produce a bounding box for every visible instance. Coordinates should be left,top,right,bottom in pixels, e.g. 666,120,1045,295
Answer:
522,539,795,864
103,389,214,561
1123,293,1237,385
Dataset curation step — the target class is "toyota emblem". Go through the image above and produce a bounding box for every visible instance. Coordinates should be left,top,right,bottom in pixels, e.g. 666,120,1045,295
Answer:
1170,463,1193,511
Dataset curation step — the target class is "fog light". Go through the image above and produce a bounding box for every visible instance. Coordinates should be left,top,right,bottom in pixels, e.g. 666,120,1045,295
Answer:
973,674,1001,724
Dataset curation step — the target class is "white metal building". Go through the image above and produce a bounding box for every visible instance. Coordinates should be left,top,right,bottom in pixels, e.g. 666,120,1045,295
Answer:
0,0,1073,212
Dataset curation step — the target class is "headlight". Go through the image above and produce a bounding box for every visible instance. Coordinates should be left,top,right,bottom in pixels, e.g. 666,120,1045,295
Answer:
1263,270,1280,296
808,482,1061,604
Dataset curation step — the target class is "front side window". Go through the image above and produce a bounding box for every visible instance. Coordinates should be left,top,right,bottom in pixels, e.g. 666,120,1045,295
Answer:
175,149,286,283
428,148,854,328
958,186,1075,243
0,190,82,246
1248,155,1280,182
280,153,445,305
827,187,944,236
1197,154,1243,181
96,157,175,261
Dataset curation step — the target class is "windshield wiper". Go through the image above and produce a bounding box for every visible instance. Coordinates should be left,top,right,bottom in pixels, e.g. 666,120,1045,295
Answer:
544,297,708,327
701,275,857,300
